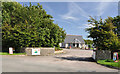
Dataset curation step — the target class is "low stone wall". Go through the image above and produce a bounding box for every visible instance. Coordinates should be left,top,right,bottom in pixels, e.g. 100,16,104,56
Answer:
54,50,64,54
25,47,54,56
40,48,55,56
25,47,40,56
94,50,111,61
20,47,26,53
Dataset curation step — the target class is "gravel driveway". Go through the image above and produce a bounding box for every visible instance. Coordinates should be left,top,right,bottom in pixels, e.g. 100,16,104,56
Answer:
1,49,118,72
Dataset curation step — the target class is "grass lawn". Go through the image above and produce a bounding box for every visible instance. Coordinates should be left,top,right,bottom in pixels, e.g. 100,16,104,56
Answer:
90,48,94,50
97,59,120,68
0,52,26,55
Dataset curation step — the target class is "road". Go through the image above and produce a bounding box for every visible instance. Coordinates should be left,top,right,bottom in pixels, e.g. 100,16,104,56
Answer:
1,49,118,72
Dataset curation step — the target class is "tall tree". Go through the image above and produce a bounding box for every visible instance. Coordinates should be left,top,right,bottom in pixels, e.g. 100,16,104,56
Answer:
86,16,120,50
112,16,120,38
2,2,66,52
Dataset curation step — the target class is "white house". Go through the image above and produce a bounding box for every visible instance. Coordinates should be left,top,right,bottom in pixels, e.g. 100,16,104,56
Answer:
59,35,85,49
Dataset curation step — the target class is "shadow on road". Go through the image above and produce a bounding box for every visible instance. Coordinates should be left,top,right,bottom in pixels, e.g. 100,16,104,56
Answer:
55,57,95,62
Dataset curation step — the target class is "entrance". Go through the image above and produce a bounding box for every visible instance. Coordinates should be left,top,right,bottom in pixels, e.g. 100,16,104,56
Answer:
77,43,79,47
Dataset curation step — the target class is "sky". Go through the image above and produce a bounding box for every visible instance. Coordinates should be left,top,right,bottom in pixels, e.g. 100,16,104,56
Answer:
17,1,118,40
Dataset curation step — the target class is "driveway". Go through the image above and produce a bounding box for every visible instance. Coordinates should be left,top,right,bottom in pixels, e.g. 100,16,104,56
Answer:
1,49,118,72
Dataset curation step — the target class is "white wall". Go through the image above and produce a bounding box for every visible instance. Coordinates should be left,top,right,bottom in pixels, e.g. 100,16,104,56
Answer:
75,44,77,47
79,44,82,48
60,43,85,48
65,43,68,48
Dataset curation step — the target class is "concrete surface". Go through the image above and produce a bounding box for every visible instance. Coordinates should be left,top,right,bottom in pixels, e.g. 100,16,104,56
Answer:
1,49,118,72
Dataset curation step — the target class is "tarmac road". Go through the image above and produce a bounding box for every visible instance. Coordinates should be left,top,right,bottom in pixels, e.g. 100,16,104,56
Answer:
1,49,118,72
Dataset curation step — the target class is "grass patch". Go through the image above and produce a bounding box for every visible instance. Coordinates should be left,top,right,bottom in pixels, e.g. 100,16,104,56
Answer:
90,48,94,50
0,52,26,55
97,59,120,68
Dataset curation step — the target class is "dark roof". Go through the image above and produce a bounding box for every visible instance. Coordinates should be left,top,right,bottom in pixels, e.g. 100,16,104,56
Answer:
63,35,85,44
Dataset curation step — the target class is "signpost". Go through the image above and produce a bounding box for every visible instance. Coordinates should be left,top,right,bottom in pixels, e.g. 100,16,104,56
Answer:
32,48,40,55
113,52,119,62
9,47,13,54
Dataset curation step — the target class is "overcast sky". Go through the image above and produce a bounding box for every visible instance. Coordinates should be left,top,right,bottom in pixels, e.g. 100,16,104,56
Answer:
17,1,118,39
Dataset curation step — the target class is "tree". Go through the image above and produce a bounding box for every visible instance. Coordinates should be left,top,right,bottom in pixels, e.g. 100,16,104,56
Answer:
112,16,120,38
84,39,93,49
2,2,66,52
84,39,93,45
86,16,120,50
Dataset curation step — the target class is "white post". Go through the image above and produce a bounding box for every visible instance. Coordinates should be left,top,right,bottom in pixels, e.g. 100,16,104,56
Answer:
9,47,13,54
59,43,62,47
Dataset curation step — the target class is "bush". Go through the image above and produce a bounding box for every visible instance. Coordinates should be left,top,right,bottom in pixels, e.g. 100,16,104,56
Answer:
118,52,120,57
55,47,63,51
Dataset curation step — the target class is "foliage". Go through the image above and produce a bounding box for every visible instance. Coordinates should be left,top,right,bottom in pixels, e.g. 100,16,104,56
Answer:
55,47,63,51
118,51,120,57
84,39,93,49
84,39,93,45
86,16,120,50
88,45,91,48
112,16,120,39
2,2,66,52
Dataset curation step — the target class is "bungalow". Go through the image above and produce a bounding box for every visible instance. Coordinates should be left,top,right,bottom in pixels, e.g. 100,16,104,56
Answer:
59,35,85,49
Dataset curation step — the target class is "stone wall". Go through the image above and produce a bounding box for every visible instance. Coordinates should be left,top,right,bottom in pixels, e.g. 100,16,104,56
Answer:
94,50,111,61
20,47,26,53
25,47,40,56
40,48,55,56
25,47,54,56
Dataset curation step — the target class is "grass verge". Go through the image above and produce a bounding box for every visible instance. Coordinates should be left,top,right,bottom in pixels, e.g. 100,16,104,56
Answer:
97,59,120,68
0,52,26,55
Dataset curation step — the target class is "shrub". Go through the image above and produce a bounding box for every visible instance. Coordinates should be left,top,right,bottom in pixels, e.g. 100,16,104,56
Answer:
55,47,63,51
